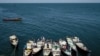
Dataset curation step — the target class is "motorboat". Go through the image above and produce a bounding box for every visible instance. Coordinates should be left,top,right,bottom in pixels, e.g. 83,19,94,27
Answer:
23,41,32,56
72,37,91,55
43,40,52,56
29,40,42,55
52,42,61,56
59,39,72,56
9,35,18,47
66,37,78,56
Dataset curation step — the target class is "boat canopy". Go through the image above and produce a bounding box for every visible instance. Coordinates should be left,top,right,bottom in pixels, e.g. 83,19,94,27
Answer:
10,35,16,39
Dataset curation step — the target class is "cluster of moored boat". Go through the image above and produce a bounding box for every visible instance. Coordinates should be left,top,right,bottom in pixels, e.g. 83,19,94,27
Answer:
9,35,91,56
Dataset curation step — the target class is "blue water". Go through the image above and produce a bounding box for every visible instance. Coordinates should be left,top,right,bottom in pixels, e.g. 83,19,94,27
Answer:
0,3,100,56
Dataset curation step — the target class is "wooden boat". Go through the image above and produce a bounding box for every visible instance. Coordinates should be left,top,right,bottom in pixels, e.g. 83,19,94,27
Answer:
29,40,42,55
9,35,18,47
43,40,52,56
3,18,22,21
59,39,72,56
23,41,33,56
72,37,91,54
52,42,61,56
66,37,78,56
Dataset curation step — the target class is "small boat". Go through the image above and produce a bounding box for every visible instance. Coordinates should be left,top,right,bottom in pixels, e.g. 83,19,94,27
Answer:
52,42,61,56
66,37,78,56
59,39,72,56
9,35,18,47
41,37,45,46
3,18,22,21
72,37,91,54
29,40,42,55
37,37,45,48
37,39,44,48
43,40,52,56
23,41,33,56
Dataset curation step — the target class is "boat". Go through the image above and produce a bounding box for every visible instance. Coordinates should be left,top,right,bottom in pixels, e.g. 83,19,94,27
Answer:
66,37,78,56
37,37,45,48
52,42,61,56
3,18,22,21
41,36,45,46
72,37,91,55
9,35,18,47
43,40,52,56
37,39,44,48
29,40,42,55
23,40,33,56
59,39,72,56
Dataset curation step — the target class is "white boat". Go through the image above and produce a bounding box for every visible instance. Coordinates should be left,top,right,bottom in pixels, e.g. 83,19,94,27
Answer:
66,37,78,56
29,40,42,55
59,39,72,56
37,38,45,48
43,40,52,56
66,37,77,51
41,37,45,46
9,35,18,47
23,41,32,56
72,37,91,53
52,42,61,56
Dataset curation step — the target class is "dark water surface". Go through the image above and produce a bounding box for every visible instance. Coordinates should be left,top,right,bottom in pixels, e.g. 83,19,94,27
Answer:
0,3,100,56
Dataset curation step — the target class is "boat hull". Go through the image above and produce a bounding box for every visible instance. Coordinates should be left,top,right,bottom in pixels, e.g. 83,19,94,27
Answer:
3,18,22,21
32,48,42,56
75,44,91,56
72,37,91,56
43,52,51,56
71,49,78,56
61,50,71,56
